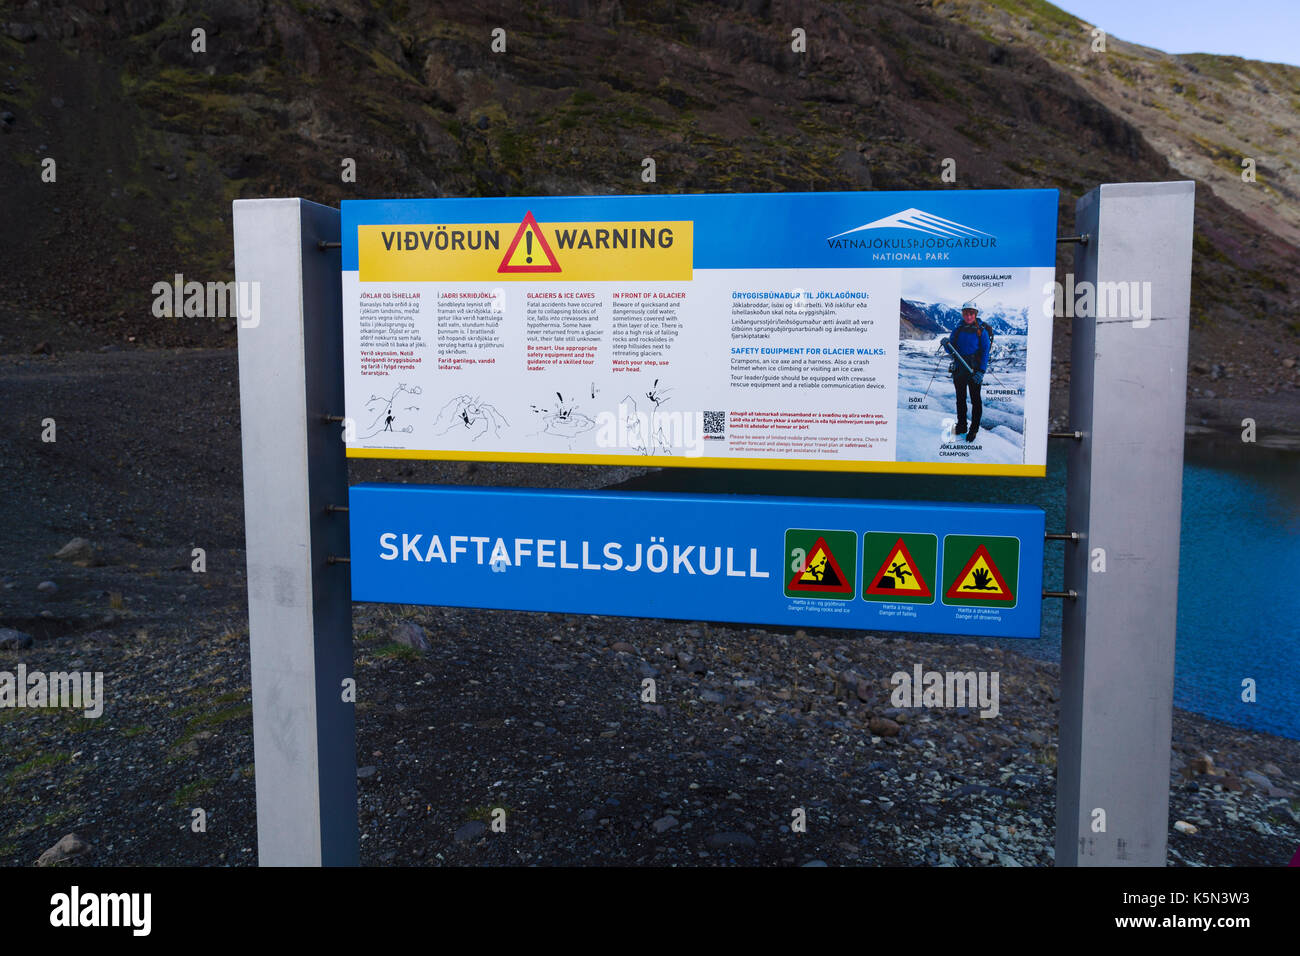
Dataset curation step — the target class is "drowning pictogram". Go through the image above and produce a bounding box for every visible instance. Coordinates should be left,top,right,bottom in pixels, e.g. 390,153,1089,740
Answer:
944,544,1014,601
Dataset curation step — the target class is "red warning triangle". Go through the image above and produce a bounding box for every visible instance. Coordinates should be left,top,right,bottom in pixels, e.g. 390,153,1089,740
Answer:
944,544,1013,601
787,536,854,595
498,210,561,273
865,537,932,598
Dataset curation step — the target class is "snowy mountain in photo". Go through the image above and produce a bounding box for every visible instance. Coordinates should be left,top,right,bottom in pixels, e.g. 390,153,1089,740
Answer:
894,297,1030,465
900,299,1031,339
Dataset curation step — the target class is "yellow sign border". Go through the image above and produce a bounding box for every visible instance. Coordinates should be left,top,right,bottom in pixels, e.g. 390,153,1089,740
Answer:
345,447,1043,476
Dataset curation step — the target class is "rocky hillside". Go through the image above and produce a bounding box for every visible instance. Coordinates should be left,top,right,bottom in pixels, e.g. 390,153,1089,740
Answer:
0,0,1296,409
947,0,1300,247
900,300,950,340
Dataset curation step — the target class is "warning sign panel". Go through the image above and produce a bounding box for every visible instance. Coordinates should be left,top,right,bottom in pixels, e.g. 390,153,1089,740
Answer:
862,532,936,604
784,529,856,600
342,191,1057,475
355,214,692,283
942,536,1019,606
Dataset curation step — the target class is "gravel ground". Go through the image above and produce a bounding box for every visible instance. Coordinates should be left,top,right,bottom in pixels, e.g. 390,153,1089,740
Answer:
1,348,1297,866
3,601,1298,867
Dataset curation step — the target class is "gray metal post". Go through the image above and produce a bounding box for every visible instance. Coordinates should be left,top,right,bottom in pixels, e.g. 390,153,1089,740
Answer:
234,198,357,866
1056,181,1195,866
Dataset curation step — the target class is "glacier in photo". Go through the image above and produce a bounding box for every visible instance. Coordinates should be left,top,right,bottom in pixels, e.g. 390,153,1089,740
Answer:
895,295,1028,465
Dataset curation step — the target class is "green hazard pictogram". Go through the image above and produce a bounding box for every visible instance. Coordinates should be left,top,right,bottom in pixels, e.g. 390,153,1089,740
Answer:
862,532,937,604
784,528,856,600
942,534,1020,607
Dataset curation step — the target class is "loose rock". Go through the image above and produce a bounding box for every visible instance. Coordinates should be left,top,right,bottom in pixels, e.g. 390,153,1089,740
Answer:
1242,770,1272,789
706,831,756,849
54,537,95,565
37,833,90,866
454,821,486,842
1189,754,1215,775
0,627,34,650
869,716,901,737
392,621,430,651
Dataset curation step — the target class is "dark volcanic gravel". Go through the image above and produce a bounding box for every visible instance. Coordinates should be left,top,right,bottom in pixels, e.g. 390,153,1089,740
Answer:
1,348,1297,866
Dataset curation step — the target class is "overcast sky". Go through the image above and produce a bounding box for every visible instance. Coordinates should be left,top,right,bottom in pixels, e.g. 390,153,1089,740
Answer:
1058,0,1300,66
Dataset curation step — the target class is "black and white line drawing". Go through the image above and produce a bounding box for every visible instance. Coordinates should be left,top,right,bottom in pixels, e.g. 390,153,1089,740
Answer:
360,383,422,439
529,391,596,440
433,394,509,441
622,378,676,456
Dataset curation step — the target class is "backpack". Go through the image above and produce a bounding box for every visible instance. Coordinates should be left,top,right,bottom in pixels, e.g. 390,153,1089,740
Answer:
963,319,994,352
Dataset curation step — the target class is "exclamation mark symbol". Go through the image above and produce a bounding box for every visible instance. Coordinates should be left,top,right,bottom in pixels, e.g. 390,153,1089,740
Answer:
525,229,533,264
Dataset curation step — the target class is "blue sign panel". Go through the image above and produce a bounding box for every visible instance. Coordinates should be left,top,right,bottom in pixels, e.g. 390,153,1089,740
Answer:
342,189,1059,271
349,484,1045,638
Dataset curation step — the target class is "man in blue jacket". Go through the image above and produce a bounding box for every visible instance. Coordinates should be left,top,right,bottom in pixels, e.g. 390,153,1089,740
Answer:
948,303,990,442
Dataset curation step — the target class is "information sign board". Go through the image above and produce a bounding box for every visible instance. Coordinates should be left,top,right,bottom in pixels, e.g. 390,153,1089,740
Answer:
348,485,1045,638
341,190,1058,475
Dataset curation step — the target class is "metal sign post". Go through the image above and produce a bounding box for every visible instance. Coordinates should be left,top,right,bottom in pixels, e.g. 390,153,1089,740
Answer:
234,198,357,866
1055,182,1195,866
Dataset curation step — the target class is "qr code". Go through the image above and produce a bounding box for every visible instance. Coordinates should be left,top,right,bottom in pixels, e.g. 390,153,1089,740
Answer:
703,410,726,434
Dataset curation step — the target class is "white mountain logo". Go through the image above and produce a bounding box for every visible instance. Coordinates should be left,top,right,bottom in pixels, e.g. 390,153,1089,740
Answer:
828,208,995,240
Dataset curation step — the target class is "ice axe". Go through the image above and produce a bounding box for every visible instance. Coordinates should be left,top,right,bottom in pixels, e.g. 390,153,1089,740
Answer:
942,338,1004,388
920,339,949,401
942,339,976,377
